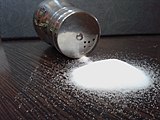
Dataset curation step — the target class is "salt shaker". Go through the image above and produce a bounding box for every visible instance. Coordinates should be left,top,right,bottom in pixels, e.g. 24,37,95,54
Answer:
33,0,100,58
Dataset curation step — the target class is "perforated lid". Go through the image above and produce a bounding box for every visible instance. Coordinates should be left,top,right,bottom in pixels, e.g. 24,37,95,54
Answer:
57,12,100,58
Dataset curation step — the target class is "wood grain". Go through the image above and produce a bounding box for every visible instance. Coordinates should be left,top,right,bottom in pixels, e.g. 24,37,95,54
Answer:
0,36,160,120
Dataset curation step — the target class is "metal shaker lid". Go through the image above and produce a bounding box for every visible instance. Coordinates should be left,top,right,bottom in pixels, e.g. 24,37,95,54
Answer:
57,12,100,58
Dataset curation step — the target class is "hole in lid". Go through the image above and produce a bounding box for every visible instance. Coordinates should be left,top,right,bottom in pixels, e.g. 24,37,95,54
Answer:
84,41,86,44
76,33,83,41
84,46,86,48
93,38,95,41
88,41,90,43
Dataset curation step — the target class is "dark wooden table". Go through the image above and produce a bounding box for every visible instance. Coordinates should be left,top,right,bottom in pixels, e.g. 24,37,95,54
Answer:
0,36,160,120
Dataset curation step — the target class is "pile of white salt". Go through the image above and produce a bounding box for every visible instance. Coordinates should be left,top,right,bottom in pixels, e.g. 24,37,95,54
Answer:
70,58,151,91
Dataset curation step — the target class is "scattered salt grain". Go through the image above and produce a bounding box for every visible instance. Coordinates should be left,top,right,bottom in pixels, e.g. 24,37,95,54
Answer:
70,59,151,91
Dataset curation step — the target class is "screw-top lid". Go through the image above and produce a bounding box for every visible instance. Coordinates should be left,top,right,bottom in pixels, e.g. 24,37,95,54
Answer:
57,12,100,58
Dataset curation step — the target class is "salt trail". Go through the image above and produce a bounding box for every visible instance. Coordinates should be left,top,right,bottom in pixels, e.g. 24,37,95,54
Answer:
70,59,151,91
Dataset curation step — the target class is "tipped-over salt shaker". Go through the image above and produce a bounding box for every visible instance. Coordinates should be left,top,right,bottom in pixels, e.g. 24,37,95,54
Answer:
33,0,100,58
